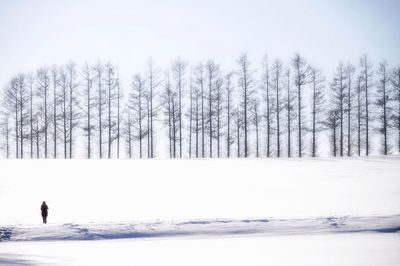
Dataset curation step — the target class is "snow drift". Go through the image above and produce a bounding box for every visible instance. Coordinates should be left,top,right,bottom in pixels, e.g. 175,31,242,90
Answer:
1,215,400,242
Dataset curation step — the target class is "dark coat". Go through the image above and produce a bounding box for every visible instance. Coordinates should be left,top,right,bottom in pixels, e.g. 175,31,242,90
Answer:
41,203,48,217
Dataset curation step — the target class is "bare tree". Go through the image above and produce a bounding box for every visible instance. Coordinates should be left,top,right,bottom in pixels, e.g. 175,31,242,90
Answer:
81,63,95,158
116,77,122,159
392,66,400,152
33,113,42,158
376,61,391,154
205,60,222,157
345,63,356,156
66,62,80,158
225,72,235,158
51,66,59,158
291,53,310,157
262,56,274,157
189,69,201,158
214,75,224,158
2,75,30,158
2,78,19,158
234,106,244,158
5,116,10,158
36,67,50,158
251,99,261,157
58,69,69,158
194,64,206,158
237,53,255,157
310,66,325,157
326,109,340,156
284,68,296,157
146,93,151,158
94,63,107,158
104,63,118,158
330,62,347,157
171,58,187,158
123,109,134,158
355,75,365,156
360,54,374,155
161,72,173,158
146,59,160,158
188,70,193,158
1,114,10,158
193,72,201,158
271,59,283,157
27,74,35,158
128,73,147,158
17,74,30,158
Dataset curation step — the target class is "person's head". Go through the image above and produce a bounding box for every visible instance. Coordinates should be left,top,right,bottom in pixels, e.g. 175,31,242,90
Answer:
42,201,46,205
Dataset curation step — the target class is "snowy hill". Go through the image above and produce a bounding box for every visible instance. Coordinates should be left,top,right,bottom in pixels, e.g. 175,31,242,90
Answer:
1,156,400,226
0,157,399,265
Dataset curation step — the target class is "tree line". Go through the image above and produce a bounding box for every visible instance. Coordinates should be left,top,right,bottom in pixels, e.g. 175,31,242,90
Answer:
1,53,399,159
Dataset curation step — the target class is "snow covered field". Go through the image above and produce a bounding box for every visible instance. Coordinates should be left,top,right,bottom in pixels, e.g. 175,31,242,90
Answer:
1,157,400,265
1,233,400,266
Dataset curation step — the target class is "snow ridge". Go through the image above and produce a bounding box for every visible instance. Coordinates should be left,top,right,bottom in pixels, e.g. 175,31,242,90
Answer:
1,215,399,242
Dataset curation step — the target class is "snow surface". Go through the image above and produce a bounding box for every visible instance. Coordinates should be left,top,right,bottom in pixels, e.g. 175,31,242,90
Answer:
1,215,399,242
1,233,400,266
1,157,400,225
0,157,399,265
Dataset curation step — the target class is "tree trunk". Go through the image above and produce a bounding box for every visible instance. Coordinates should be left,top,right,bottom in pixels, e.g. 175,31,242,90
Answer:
6,118,10,158
340,70,344,157
255,105,259,158
87,75,91,159
217,89,220,158
172,98,176,158
189,77,193,158
312,76,316,157
19,78,24,158
297,70,302,158
108,69,112,159
237,111,240,158
200,69,205,158
178,71,182,159
364,61,370,156
98,71,103,159
30,82,33,158
347,70,352,156
147,97,150,158
244,70,248,158
287,72,291,158
333,116,337,157
276,72,281,157
357,77,361,156
209,72,213,158
266,66,271,158
227,87,231,158
36,119,40,158
167,89,172,158
117,79,120,159
15,94,18,159
69,71,73,159
128,116,132,158
63,82,67,159
195,91,199,158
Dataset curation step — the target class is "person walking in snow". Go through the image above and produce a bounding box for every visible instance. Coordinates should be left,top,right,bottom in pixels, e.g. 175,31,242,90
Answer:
41,201,49,224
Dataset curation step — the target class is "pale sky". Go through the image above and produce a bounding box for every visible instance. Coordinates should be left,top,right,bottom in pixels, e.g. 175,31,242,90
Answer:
0,0,399,87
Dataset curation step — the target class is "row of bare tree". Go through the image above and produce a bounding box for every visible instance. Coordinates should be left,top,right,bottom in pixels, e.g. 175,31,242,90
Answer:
1,53,399,159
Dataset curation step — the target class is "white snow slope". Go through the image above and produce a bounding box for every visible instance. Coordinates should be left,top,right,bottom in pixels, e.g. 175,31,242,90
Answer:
0,157,399,265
